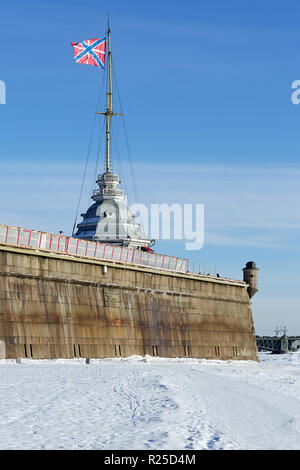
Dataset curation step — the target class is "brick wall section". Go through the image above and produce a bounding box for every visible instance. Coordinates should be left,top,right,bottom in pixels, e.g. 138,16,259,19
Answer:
0,245,259,361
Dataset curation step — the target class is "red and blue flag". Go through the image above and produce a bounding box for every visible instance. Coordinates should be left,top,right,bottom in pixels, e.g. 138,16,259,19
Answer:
71,38,107,68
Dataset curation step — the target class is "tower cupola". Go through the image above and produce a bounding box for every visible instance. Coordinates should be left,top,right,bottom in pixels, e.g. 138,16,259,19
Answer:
242,261,259,298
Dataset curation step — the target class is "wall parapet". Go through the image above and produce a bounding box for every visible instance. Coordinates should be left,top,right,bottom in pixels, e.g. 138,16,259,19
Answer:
0,244,258,361
0,224,188,273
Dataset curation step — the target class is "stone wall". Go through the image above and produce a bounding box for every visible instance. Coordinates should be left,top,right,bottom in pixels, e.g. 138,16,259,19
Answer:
0,245,259,361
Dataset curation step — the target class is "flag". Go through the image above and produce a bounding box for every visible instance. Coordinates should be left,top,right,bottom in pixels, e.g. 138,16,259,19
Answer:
71,38,107,68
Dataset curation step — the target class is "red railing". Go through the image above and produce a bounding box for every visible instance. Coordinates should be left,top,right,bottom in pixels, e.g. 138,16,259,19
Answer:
0,224,189,273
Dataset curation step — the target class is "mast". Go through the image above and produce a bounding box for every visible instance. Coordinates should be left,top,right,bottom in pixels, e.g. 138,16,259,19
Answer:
106,26,112,173
74,24,154,249
96,26,122,173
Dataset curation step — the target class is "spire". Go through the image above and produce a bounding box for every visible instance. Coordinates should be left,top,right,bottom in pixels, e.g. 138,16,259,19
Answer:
96,25,122,173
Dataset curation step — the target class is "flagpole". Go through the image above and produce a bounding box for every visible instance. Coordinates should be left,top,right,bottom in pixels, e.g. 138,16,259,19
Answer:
106,26,112,173
96,23,122,173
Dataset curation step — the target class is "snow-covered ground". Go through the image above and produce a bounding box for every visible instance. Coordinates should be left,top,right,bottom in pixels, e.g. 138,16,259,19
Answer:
0,352,299,450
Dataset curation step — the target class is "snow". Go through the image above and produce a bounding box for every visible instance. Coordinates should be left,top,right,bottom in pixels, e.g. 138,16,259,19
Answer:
0,352,300,450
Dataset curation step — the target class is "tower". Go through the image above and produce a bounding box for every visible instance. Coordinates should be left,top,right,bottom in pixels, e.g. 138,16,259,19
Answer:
242,261,259,298
73,27,153,250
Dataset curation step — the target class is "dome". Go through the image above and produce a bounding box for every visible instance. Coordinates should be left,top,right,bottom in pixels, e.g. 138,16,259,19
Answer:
74,171,153,249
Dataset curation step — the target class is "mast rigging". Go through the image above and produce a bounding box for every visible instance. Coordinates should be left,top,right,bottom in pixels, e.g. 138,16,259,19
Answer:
96,27,122,173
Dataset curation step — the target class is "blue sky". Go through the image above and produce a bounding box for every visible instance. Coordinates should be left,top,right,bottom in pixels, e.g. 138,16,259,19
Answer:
1,0,300,335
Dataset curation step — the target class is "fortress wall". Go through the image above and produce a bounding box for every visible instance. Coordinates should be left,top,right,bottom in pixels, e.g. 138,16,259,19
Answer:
0,245,259,361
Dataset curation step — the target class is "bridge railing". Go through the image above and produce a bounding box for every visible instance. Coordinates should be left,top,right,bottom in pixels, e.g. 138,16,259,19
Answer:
256,336,300,353
0,224,189,273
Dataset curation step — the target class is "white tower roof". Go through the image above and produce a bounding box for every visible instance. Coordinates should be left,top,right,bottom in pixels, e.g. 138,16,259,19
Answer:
74,171,152,249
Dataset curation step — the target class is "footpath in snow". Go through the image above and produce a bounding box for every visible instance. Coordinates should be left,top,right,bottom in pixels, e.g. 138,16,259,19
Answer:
0,352,299,450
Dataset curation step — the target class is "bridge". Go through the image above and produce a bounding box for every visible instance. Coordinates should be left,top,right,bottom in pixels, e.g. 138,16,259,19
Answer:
256,335,300,354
